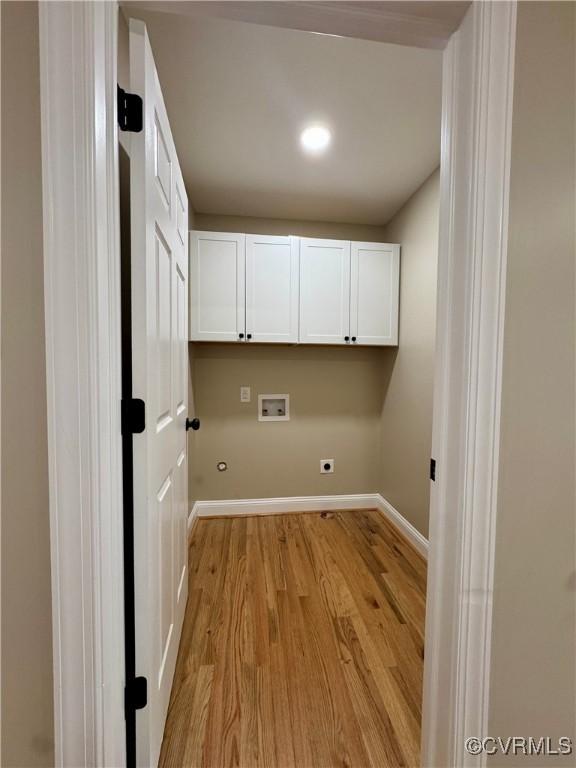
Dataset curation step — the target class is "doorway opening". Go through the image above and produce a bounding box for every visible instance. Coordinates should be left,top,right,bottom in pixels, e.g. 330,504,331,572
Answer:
36,1,519,765
119,3,446,764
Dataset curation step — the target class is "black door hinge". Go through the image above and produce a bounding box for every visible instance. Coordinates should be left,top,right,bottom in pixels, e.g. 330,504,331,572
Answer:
125,676,147,713
117,86,143,132
122,398,146,435
430,458,436,482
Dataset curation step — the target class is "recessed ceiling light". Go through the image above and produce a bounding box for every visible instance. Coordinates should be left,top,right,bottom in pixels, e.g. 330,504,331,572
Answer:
300,124,332,155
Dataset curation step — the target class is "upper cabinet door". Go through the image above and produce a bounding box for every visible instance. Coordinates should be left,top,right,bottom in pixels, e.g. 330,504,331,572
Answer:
299,238,351,344
350,242,400,345
190,231,245,341
246,235,299,343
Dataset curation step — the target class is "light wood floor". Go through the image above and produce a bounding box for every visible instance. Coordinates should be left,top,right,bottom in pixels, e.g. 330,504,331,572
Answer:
159,509,427,768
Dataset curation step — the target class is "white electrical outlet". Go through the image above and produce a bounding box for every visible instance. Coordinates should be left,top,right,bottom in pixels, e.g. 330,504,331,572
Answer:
320,459,335,474
240,386,251,403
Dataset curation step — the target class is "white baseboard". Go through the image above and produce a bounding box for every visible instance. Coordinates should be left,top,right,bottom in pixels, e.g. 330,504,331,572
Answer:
190,493,428,559
191,493,381,519
374,495,428,560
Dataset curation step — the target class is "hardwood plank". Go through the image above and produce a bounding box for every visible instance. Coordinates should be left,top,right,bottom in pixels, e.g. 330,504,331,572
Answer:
256,664,277,768
202,517,247,768
159,510,426,768
297,591,372,768
335,615,407,767
246,517,270,667
182,665,214,768
267,640,296,767
275,588,315,767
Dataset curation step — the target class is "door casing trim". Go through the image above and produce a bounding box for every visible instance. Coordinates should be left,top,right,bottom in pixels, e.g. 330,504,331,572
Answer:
422,3,517,766
39,2,125,765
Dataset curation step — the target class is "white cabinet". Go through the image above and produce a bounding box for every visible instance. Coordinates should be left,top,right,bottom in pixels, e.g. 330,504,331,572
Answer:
190,231,400,346
351,242,400,345
299,238,351,345
190,231,299,343
246,235,299,343
299,238,400,346
190,231,245,341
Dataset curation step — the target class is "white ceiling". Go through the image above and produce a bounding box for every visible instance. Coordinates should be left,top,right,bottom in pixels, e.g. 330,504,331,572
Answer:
123,6,444,225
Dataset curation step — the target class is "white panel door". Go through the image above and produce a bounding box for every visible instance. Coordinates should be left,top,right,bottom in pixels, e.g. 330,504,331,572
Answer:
246,234,299,343
130,19,189,767
190,231,245,341
350,242,400,345
299,238,351,344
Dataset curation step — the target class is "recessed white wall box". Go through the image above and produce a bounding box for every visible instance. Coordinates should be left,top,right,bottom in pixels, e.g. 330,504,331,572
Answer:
240,386,251,403
258,394,290,421
320,459,335,474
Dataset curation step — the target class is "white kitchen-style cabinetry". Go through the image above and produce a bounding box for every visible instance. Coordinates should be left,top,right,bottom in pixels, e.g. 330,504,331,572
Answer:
299,238,351,345
246,234,299,343
189,230,400,346
350,242,400,345
190,231,299,343
190,231,245,341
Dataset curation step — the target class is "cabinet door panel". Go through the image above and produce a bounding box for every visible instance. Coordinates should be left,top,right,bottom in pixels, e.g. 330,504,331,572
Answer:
190,231,245,341
246,235,299,343
299,238,351,344
350,242,400,345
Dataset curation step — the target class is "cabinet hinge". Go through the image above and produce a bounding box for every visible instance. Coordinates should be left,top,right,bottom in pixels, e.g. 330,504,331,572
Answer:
430,458,436,482
125,676,147,713
117,86,143,133
121,398,146,435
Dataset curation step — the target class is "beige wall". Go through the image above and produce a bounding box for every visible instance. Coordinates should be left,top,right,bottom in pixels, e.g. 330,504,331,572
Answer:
1,2,55,765
190,343,389,500
488,3,575,763
194,213,389,242
378,170,439,537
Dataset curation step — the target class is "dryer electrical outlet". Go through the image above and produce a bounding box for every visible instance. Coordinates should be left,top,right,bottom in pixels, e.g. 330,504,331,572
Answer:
320,459,335,474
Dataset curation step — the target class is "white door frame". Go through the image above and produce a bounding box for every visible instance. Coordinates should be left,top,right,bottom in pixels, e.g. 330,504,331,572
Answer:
39,2,125,765
422,3,517,766
38,1,516,766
